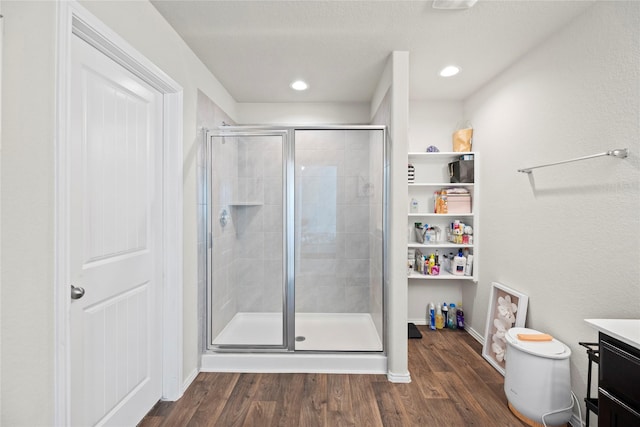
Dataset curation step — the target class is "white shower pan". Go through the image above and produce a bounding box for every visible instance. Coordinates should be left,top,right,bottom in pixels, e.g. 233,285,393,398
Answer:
202,312,386,375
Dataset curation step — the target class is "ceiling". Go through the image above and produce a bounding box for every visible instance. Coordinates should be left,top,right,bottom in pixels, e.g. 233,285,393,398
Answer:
150,0,595,103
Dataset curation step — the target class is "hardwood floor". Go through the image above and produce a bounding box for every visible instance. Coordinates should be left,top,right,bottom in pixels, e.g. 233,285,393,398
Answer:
139,326,526,426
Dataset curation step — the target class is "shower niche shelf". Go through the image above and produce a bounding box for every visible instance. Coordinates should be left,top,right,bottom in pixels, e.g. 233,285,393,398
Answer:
229,201,264,206
407,151,479,282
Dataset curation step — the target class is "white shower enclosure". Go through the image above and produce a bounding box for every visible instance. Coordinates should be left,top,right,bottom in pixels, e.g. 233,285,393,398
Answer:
205,127,386,353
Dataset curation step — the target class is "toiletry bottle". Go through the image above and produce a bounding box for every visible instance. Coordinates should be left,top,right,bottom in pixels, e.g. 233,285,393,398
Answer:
448,303,457,329
448,252,455,273
435,304,444,330
442,303,449,327
428,254,435,274
429,303,436,330
456,305,465,329
435,250,439,264
465,254,473,276
452,249,466,276
410,198,419,213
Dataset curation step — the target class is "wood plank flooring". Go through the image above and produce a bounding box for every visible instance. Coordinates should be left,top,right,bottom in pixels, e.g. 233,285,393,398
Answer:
139,326,526,426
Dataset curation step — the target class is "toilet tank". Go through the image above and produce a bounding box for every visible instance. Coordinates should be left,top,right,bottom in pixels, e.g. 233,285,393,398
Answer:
504,327,572,426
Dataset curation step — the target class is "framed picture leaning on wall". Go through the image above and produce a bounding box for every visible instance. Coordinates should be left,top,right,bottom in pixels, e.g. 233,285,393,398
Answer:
482,282,529,375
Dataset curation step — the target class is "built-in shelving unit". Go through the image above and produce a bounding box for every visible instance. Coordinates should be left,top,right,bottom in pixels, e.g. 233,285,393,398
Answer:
407,152,478,282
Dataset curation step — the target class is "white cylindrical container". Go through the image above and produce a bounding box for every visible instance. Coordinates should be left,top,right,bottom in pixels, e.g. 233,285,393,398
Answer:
504,327,572,426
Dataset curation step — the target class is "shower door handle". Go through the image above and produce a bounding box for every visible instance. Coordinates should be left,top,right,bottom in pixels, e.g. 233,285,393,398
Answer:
70,284,85,300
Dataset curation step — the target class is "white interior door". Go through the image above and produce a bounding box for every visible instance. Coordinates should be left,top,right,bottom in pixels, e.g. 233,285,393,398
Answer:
69,34,163,426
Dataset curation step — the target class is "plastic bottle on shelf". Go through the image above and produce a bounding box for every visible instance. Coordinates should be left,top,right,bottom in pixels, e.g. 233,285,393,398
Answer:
448,252,455,273
442,303,449,327
448,303,457,329
452,249,466,276
456,304,465,329
435,304,444,329
410,198,419,213
465,254,474,276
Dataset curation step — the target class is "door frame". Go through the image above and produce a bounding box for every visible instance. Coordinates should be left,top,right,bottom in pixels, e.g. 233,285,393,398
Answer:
54,2,184,425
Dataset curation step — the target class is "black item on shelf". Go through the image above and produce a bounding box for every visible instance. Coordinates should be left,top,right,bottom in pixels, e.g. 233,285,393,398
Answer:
579,341,600,427
408,323,422,339
448,160,474,183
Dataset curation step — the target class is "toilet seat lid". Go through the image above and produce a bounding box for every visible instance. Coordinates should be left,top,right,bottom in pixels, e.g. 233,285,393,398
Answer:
505,327,571,359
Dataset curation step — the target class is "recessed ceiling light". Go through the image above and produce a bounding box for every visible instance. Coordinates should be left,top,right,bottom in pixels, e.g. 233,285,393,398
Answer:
290,80,308,91
439,65,461,77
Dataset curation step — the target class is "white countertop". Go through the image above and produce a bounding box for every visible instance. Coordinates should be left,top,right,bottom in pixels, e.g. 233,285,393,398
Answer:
585,319,640,350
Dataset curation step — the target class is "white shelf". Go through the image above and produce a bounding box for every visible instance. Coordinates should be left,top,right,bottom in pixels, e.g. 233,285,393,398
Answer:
408,151,475,158
409,213,473,218
229,202,264,206
408,272,474,281
408,243,473,249
409,182,473,187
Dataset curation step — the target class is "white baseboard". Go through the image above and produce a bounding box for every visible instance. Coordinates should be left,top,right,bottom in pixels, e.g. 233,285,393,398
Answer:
408,318,427,325
569,412,584,427
201,353,387,375
180,368,198,397
466,326,484,344
387,371,412,383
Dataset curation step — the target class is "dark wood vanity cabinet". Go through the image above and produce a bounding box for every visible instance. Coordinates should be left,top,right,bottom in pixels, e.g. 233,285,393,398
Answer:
598,333,640,427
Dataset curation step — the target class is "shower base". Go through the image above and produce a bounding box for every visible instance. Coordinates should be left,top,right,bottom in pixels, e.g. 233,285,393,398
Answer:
212,312,382,351
202,312,386,374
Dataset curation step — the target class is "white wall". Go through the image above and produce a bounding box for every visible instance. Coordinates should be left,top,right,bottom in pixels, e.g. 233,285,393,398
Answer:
409,101,463,153
0,1,237,424
237,102,370,125
1,2,57,424
371,51,411,382
462,1,640,419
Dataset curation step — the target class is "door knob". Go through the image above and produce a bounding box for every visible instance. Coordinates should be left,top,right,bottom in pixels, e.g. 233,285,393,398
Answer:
70,285,85,300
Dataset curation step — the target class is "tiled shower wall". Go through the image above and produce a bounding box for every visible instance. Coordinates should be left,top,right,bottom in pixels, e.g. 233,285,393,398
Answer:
295,130,383,317
233,136,284,313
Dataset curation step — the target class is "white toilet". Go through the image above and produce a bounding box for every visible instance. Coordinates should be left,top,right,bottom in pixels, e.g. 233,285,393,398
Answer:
504,327,573,427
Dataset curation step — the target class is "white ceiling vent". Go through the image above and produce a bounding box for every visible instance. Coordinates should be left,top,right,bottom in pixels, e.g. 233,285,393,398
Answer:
433,0,478,10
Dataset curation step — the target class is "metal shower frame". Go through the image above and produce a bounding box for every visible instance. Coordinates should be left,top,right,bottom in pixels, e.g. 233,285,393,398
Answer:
203,125,388,354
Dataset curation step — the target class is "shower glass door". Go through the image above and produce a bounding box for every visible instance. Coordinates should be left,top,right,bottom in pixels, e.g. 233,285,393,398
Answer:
294,129,384,351
207,131,287,348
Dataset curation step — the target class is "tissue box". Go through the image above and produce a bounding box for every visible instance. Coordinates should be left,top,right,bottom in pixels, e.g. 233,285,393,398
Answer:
447,194,471,213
